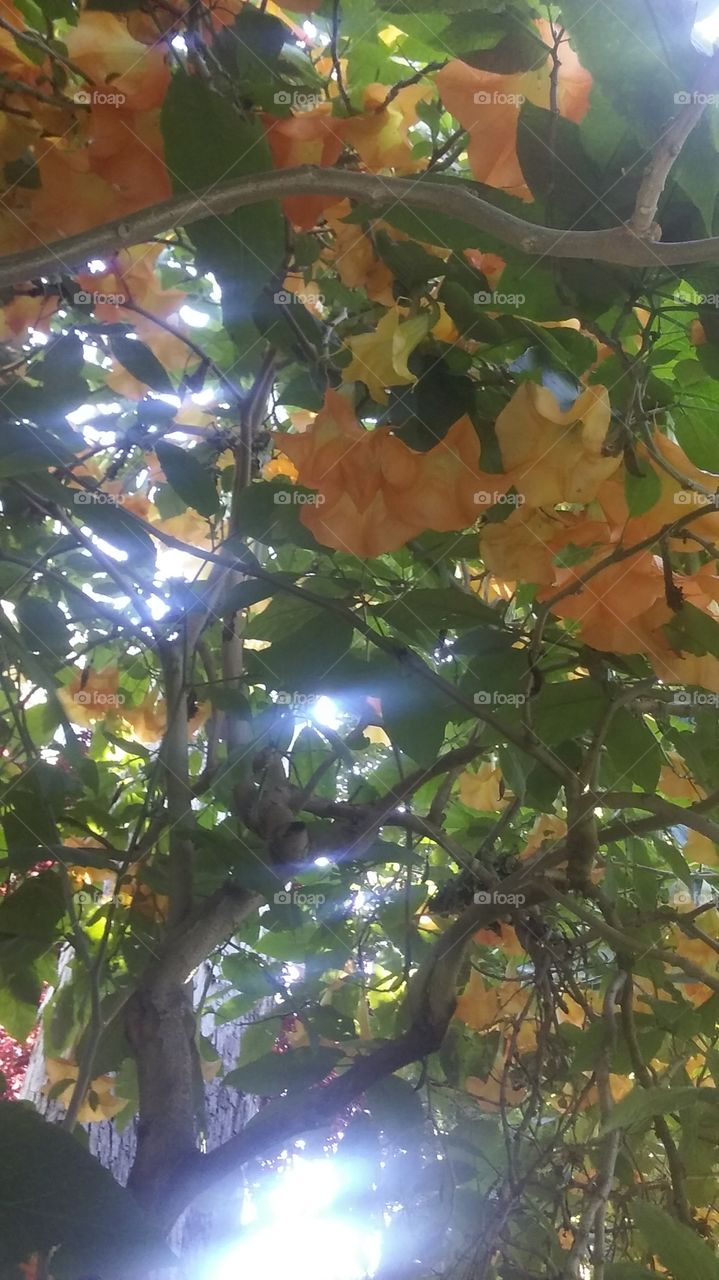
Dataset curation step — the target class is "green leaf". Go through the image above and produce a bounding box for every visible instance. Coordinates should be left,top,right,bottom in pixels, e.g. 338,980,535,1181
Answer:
0,872,65,937
532,678,607,745
0,1103,175,1273
604,709,661,791
365,1076,426,1139
161,73,284,366
0,984,39,1041
0,423,73,476
633,1203,719,1280
248,605,354,697
109,335,174,395
602,1085,719,1134
664,603,719,660
606,1267,662,1280
224,1046,342,1095
155,440,221,517
624,461,662,517
40,332,88,420
673,400,719,472
236,1014,284,1066
15,598,69,665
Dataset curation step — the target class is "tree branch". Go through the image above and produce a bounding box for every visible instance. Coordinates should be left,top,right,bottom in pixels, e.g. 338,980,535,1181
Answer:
6,165,719,291
629,53,719,237
596,790,719,845
162,884,550,1223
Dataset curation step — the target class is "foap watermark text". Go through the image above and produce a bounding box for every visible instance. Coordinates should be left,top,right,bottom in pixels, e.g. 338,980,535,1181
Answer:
474,691,526,707
274,888,326,906
74,690,125,708
74,491,125,505
674,90,719,106
276,691,319,708
74,89,126,107
274,490,325,506
274,289,324,308
474,490,525,507
273,90,323,110
474,889,526,906
474,91,525,106
474,290,525,307
74,290,127,307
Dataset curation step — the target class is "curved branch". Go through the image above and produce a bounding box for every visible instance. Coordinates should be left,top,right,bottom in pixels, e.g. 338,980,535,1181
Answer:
596,790,719,845
161,884,550,1224
5,165,719,290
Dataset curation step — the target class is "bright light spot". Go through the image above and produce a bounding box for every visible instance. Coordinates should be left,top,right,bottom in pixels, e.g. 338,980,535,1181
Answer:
313,695,341,730
270,1159,337,1218
171,33,187,50
208,1158,379,1280
155,546,198,580
303,19,317,36
693,2,719,52
87,259,107,273
191,387,216,406
315,855,331,867
68,404,121,430
208,272,222,303
179,304,210,328
153,392,182,411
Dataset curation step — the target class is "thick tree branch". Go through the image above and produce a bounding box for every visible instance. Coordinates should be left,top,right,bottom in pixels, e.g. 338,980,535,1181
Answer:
162,884,550,1223
142,885,262,991
6,165,719,291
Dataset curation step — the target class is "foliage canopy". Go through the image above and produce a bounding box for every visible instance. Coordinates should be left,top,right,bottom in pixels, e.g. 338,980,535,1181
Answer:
1,0,719,1276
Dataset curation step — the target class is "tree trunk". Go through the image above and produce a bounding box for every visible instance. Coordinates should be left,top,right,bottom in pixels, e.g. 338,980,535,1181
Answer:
20,963,268,1262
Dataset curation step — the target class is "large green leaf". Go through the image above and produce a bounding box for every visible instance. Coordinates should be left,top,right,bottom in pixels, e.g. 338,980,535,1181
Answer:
633,1203,719,1280
223,1046,342,1095
0,1103,175,1274
109,334,174,395
161,72,284,367
601,1085,719,1135
155,440,221,517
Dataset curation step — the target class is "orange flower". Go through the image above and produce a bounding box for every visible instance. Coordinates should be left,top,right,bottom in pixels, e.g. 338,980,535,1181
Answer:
65,12,170,111
597,435,719,545
274,388,370,502
264,105,344,229
481,507,571,587
496,382,620,507
384,415,494,532
342,306,430,404
521,814,567,859
338,83,430,172
0,292,58,345
323,202,395,305
273,390,497,556
543,549,668,654
58,666,121,726
121,693,208,744
659,752,705,802
464,249,506,288
436,23,591,200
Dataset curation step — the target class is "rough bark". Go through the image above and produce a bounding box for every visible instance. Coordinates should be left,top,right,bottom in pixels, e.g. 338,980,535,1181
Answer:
20,963,269,1260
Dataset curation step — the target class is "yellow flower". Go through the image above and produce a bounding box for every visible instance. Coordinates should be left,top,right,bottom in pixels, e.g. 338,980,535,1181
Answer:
342,307,430,404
